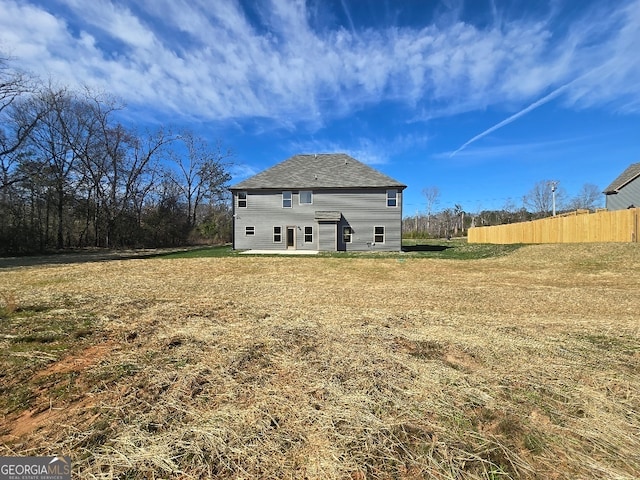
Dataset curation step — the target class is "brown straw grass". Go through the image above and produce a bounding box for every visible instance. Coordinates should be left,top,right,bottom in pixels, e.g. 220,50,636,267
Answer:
1,242,639,479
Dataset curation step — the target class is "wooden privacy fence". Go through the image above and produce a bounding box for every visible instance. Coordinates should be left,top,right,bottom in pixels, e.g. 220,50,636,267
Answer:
468,208,640,244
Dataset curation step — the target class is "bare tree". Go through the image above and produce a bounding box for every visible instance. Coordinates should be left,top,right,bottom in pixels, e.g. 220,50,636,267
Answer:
0,56,43,188
453,203,464,236
567,183,603,211
23,86,81,248
422,186,440,235
166,132,232,229
524,180,566,218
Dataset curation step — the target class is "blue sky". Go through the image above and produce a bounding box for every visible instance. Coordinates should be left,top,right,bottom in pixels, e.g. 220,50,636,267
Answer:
1,0,639,213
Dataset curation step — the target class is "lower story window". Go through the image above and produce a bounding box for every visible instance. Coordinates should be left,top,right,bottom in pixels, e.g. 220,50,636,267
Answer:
304,226,313,243
374,226,385,243
245,226,255,236
273,226,282,242
343,226,353,243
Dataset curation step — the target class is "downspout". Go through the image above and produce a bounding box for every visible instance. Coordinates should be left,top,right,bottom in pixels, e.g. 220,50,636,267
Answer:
400,188,404,250
231,190,236,250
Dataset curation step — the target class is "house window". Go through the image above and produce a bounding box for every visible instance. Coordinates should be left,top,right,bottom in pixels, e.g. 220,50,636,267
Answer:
374,226,385,243
282,191,292,208
343,226,353,243
273,226,282,243
304,226,313,243
238,191,247,208
386,189,397,207
299,190,313,204
245,226,255,236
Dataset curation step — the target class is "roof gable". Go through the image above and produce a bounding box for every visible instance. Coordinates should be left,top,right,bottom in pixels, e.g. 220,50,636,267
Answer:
230,153,406,190
604,162,640,194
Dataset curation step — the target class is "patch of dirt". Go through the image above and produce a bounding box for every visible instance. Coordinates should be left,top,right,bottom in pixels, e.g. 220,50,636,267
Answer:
392,337,481,372
33,343,114,380
4,398,99,441
392,336,444,360
444,347,481,373
528,408,555,429
1,342,116,443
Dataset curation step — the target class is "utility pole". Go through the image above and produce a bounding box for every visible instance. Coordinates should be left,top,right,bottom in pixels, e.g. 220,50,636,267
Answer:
549,181,558,216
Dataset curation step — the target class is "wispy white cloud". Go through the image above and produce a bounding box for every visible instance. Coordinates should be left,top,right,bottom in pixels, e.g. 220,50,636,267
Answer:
450,79,577,157
560,0,640,113
0,1,73,59
438,135,593,162
450,0,640,155
64,0,156,50
339,0,356,34
288,132,429,166
1,0,639,130
286,137,386,165
229,163,260,182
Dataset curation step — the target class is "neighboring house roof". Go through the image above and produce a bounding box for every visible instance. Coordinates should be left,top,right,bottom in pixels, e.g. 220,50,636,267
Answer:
230,153,407,190
603,162,640,194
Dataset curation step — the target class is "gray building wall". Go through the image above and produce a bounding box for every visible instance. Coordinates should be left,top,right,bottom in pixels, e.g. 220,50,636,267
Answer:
606,177,640,210
232,188,403,251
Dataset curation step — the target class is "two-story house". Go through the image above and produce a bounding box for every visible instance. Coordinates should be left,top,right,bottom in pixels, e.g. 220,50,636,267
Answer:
229,153,407,252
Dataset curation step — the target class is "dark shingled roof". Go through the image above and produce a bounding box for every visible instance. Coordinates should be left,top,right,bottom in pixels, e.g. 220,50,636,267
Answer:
603,162,640,194
230,153,407,190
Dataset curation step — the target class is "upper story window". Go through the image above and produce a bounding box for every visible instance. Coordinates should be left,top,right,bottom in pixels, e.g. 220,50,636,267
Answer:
238,191,247,208
282,191,292,208
299,190,313,204
386,189,398,207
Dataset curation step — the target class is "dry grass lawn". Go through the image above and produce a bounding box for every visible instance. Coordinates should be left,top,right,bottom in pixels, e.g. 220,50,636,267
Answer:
0,243,639,479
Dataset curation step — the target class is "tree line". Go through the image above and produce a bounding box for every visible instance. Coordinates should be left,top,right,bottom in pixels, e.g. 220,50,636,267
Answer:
403,181,604,239
0,57,232,255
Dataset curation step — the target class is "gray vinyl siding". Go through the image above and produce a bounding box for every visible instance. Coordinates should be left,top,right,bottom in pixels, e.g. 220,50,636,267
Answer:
606,177,640,210
232,188,403,251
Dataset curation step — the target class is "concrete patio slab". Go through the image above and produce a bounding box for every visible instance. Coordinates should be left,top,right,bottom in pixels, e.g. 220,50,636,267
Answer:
239,250,319,255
